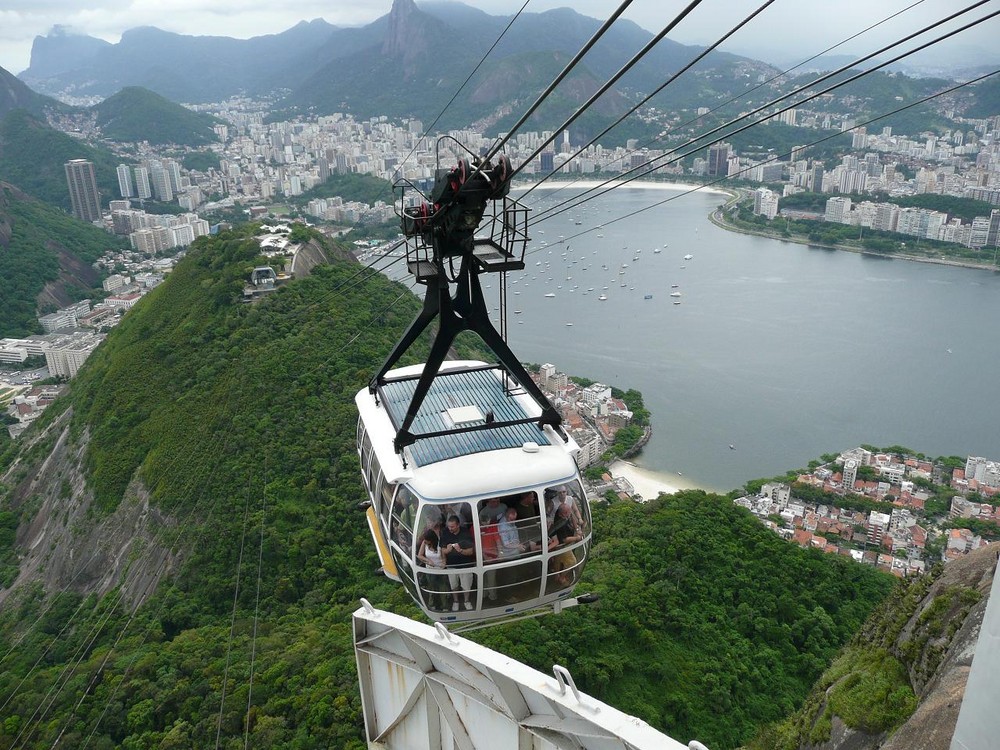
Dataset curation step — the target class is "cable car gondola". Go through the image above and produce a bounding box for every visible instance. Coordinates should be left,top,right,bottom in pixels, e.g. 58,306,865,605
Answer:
355,138,592,623
356,361,591,623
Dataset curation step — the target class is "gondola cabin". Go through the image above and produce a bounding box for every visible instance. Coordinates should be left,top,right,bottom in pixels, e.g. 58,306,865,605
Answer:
356,360,591,623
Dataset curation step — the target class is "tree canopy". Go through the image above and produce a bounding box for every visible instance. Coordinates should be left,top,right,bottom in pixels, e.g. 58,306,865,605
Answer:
0,227,895,748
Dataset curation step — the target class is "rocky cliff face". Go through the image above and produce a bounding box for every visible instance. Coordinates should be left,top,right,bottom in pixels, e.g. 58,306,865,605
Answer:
787,546,997,750
0,408,179,613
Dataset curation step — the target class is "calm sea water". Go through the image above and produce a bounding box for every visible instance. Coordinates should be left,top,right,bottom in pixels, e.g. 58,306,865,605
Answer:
387,184,1000,492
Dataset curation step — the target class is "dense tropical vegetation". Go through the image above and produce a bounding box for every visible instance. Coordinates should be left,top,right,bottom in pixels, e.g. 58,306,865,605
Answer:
0,110,121,211
90,87,221,147
0,228,895,748
0,183,122,337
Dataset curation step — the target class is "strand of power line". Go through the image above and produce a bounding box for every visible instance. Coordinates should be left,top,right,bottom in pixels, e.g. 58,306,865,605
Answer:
520,0,925,205
483,0,637,163
528,68,998,253
243,465,268,750
507,0,709,181
530,1,997,225
14,375,251,746
215,475,255,749
398,0,532,172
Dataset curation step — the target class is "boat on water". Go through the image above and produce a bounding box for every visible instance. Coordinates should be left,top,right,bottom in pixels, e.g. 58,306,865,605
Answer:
598,294,608,301
671,284,679,288
514,310,523,314
565,322,574,326
544,293,556,298
670,292,681,298
653,248,662,254
683,254,693,260
673,300,681,305
644,294,653,300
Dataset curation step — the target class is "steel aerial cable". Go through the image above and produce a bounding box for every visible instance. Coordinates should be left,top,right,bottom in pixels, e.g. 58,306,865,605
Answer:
73,365,264,747
10,589,130,749
47,560,168,749
528,69,1000,253
530,1,998,225
482,0,637,163
506,0,709,182
529,0,996,224
243,462,268,750
398,0,533,173
519,0,924,206
76,337,298,747
14,369,248,746
215,474,254,750
531,0,996,223
0,373,259,678
13,434,236,748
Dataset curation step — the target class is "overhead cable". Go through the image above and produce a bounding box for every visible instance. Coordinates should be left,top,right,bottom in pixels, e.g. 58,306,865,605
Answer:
530,1,997,224
508,0,709,180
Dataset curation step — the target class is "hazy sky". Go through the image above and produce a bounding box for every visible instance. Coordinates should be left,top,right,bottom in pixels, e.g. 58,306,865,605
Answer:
1,0,995,76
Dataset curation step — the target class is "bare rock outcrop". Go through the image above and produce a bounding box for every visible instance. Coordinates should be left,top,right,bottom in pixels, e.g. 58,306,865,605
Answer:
0,408,180,614
791,546,997,750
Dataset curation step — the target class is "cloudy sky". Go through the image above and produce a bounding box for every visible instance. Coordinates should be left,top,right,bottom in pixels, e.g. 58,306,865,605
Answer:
1,0,994,76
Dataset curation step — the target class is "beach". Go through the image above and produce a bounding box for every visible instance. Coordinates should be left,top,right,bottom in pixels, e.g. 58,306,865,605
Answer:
516,179,730,196
608,459,700,500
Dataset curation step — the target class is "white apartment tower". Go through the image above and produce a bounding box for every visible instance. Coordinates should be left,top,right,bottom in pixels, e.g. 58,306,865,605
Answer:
134,167,152,200
116,164,135,198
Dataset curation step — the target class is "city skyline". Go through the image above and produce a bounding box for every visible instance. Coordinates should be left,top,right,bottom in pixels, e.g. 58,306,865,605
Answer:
2,0,995,80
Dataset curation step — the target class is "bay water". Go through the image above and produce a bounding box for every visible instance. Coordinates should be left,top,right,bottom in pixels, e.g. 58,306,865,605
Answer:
493,184,1000,492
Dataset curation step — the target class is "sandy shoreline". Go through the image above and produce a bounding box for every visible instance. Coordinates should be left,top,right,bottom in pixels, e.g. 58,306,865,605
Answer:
515,179,730,196
608,459,705,500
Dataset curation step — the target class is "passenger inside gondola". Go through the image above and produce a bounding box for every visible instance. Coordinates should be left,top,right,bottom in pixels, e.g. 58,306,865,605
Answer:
440,514,476,611
513,491,542,551
480,514,500,601
416,529,448,610
547,503,582,588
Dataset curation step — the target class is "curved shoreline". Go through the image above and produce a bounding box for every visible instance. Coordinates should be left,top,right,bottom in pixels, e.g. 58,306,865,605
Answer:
707,195,999,273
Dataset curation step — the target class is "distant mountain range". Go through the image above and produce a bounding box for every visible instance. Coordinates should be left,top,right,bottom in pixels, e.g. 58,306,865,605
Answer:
18,0,765,136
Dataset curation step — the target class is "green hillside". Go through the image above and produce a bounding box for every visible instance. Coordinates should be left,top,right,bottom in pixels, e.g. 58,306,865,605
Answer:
0,182,122,336
91,87,220,146
0,109,121,210
0,227,894,748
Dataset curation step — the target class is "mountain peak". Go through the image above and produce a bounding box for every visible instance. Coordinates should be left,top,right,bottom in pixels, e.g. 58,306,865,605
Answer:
382,0,424,60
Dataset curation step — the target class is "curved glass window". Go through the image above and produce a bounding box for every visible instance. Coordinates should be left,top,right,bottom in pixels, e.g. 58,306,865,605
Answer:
388,486,417,556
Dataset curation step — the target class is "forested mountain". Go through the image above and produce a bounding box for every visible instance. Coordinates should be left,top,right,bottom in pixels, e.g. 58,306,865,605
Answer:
0,226,894,749
0,110,120,211
19,21,340,103
19,0,758,139
278,0,755,135
0,182,119,337
0,66,66,121
90,87,220,146
747,545,998,750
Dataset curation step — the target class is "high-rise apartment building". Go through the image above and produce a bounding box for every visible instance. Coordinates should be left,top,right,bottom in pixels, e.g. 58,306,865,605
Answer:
150,165,173,202
134,166,152,200
116,164,135,198
64,159,102,222
707,142,731,177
